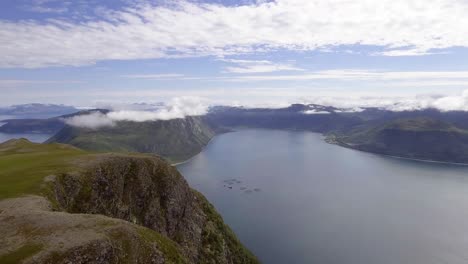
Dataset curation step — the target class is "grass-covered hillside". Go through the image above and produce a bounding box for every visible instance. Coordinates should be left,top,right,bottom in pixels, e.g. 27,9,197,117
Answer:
328,117,468,163
47,116,216,163
0,139,86,199
0,139,258,264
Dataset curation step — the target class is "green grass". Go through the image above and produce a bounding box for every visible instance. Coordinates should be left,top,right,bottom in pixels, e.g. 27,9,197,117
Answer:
48,118,215,163
0,243,43,264
0,139,86,200
137,227,187,264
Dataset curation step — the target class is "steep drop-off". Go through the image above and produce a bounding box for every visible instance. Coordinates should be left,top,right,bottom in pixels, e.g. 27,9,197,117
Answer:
0,139,258,264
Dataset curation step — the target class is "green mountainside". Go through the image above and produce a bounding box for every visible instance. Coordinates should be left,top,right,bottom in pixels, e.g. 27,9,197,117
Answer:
47,116,216,163
0,139,258,264
328,117,468,163
6,104,468,164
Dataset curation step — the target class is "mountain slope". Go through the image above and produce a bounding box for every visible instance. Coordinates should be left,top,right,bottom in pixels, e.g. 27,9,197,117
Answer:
0,139,258,264
206,104,362,133
328,118,468,163
47,116,216,163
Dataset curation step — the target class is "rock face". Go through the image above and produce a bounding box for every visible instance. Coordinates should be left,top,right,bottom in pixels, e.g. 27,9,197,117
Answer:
0,140,258,264
51,154,256,263
0,196,186,264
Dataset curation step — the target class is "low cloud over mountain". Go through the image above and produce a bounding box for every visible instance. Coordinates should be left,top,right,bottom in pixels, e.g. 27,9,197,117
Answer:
64,97,208,129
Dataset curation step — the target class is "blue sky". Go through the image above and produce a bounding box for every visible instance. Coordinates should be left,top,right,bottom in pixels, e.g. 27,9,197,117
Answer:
1,0,468,109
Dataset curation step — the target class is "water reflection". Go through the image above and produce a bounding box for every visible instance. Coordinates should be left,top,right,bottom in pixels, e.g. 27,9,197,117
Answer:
179,129,468,264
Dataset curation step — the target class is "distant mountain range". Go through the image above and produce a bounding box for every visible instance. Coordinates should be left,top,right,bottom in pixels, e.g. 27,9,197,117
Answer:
208,105,468,164
3,103,468,164
327,117,468,163
0,109,106,134
0,103,79,119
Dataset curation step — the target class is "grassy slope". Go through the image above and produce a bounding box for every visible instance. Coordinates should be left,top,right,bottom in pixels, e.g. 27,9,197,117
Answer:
47,117,215,163
0,139,258,264
0,139,86,199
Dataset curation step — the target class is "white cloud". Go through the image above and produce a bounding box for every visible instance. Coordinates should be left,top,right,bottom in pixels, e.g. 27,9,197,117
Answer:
302,110,330,115
64,97,209,128
298,90,468,112
2,0,468,68
108,96,208,121
431,90,468,111
225,70,468,82
222,59,304,73
64,112,115,129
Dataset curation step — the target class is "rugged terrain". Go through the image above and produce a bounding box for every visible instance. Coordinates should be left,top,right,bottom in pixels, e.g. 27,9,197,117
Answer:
0,139,258,264
47,116,216,163
6,104,468,164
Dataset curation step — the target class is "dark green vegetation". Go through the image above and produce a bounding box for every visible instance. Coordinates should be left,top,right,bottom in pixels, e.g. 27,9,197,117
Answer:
328,117,468,163
0,139,258,264
47,116,216,163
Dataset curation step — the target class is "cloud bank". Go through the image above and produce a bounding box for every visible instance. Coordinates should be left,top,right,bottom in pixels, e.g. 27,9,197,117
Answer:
64,112,115,129
64,97,209,128
300,90,468,112
65,90,468,129
108,97,208,122
2,0,468,68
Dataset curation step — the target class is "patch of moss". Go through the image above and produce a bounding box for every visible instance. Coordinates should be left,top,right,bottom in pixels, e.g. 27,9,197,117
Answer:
137,227,187,264
0,243,43,264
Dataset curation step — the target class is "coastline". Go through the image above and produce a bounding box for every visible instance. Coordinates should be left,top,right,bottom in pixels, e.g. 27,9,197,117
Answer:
326,137,468,166
171,134,221,166
172,128,468,167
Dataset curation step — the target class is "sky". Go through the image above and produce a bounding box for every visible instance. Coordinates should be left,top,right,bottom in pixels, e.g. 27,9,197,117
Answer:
1,0,468,108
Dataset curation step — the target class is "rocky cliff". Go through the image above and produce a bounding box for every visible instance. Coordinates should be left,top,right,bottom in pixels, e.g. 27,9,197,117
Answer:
0,140,258,264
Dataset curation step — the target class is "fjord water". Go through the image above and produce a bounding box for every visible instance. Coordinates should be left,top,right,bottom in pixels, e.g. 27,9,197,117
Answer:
178,129,468,264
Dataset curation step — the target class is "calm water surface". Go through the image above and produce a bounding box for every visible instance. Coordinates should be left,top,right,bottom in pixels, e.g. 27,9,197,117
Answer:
178,129,468,264
0,117,52,143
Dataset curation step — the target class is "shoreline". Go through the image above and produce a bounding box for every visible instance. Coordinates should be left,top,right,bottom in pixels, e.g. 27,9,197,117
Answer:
171,134,223,166
172,128,468,167
327,138,468,166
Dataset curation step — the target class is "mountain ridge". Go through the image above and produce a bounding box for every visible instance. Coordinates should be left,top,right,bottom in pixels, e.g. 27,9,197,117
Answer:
327,117,468,164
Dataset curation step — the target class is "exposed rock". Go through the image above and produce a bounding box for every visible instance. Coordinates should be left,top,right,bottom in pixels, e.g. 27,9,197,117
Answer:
48,154,258,263
0,196,185,264
0,141,258,264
